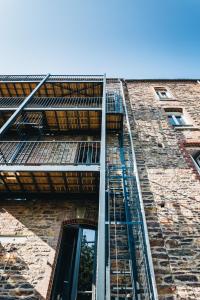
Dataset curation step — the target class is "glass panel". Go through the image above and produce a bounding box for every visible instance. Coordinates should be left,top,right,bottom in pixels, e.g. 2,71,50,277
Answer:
77,229,96,300
156,90,168,99
160,91,167,98
168,115,176,126
175,116,185,125
196,154,200,167
51,226,96,300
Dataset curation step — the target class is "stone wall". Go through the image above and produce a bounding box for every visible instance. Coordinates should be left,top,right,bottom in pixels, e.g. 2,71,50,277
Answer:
0,199,98,300
126,81,200,299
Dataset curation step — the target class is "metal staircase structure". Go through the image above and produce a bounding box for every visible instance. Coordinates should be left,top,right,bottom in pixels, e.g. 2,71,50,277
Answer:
0,74,158,300
105,80,158,300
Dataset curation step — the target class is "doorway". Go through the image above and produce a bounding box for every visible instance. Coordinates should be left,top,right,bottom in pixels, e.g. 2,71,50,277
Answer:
51,225,97,300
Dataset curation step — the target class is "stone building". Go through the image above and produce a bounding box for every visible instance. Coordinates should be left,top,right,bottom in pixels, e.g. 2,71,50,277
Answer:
0,75,199,300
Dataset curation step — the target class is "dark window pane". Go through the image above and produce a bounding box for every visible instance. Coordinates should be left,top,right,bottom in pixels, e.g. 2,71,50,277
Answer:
161,92,167,97
77,229,96,300
176,116,185,125
195,154,200,167
168,116,176,126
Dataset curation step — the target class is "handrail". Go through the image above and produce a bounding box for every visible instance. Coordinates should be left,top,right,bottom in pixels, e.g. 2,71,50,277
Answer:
0,97,103,109
0,74,104,82
120,80,158,299
0,95,123,114
0,141,100,165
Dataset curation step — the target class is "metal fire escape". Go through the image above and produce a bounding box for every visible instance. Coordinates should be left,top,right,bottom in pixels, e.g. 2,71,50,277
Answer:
0,74,157,300
105,80,158,300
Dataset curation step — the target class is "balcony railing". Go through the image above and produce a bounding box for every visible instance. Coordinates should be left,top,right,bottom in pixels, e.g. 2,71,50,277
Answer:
0,97,102,109
48,75,104,82
0,75,104,82
0,75,45,82
0,95,123,112
0,141,100,165
106,92,123,113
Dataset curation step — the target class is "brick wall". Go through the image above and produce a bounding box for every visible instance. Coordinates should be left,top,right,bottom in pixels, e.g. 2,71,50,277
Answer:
126,81,200,299
0,200,98,300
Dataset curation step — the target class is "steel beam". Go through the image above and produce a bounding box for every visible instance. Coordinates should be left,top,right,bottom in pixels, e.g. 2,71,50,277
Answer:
0,165,100,172
71,227,83,300
96,74,106,300
24,107,102,111
0,74,50,137
0,108,102,111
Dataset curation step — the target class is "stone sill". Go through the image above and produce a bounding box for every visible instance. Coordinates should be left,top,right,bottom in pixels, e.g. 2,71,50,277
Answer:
174,126,200,131
159,98,178,102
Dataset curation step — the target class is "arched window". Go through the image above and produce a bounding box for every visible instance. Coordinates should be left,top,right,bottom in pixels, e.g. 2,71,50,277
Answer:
51,224,97,300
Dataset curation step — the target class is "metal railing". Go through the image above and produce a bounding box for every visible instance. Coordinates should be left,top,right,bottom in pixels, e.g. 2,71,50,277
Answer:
120,81,158,299
106,91,123,114
0,97,102,109
0,74,104,82
0,97,24,107
0,141,100,165
0,95,123,114
48,75,104,82
0,75,45,82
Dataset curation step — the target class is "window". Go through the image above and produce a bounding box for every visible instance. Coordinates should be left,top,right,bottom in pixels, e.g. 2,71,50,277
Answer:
195,153,200,168
164,108,190,127
155,87,172,100
193,152,200,171
167,114,186,126
51,225,97,300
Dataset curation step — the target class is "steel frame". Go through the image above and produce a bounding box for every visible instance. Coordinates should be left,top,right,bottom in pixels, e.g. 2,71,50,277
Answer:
0,141,100,166
119,137,139,299
0,192,98,201
71,227,83,300
0,97,103,110
0,74,50,137
0,74,104,82
96,74,106,300
120,80,158,299
0,165,100,172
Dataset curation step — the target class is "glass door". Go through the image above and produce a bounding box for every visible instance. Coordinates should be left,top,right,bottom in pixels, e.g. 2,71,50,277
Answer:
51,225,96,300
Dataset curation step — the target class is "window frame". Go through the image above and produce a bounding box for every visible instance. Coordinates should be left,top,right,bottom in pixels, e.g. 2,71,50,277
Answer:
154,87,173,100
165,111,186,126
195,153,200,167
193,152,200,173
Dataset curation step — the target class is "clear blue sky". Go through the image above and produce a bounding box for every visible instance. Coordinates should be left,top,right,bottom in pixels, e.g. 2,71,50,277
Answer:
0,0,200,78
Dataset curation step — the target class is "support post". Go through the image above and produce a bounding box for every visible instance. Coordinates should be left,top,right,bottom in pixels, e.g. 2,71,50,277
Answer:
0,73,50,137
96,74,106,300
71,227,83,300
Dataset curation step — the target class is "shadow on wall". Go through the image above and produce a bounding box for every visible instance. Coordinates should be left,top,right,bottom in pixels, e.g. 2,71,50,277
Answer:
0,199,98,250
0,242,44,300
0,199,98,299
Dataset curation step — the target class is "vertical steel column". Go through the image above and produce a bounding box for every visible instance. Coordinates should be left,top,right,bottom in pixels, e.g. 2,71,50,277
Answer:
0,74,50,137
71,227,83,300
96,74,106,300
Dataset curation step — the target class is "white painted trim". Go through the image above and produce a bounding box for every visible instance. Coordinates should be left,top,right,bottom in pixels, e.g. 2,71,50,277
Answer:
153,86,175,101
